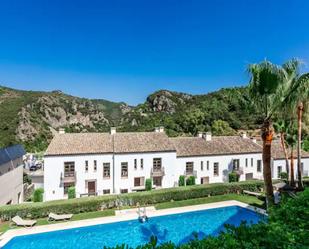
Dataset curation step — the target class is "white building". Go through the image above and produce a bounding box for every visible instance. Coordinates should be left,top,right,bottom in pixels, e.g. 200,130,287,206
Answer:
270,140,309,179
0,145,25,205
43,128,309,201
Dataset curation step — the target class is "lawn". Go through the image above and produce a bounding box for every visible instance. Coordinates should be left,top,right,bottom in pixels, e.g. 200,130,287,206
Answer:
154,194,265,210
0,209,115,233
0,194,264,234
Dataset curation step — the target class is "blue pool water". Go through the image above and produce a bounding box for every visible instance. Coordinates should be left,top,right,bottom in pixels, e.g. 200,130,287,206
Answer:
2,206,264,249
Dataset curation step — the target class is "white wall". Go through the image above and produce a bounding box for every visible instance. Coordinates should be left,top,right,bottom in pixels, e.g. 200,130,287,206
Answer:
272,157,309,179
0,165,23,205
176,153,263,184
44,154,113,201
114,152,177,193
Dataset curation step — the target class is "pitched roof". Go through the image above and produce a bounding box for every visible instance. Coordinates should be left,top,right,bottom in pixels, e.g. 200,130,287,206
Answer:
171,136,262,157
0,145,25,165
45,133,113,156
270,140,309,160
114,132,176,153
45,132,176,156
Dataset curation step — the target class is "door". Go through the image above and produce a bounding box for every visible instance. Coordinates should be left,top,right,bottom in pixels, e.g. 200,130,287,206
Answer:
201,177,209,184
245,173,253,180
153,177,162,187
87,181,96,194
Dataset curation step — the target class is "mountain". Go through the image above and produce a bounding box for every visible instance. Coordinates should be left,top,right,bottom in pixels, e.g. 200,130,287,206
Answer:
0,86,131,151
0,85,264,152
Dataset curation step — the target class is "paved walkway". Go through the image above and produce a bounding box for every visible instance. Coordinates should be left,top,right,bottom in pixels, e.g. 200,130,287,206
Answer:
0,200,266,247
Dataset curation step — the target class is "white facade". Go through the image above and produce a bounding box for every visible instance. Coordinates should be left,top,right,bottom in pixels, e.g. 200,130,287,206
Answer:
272,158,309,179
44,151,266,201
177,153,263,184
43,129,309,202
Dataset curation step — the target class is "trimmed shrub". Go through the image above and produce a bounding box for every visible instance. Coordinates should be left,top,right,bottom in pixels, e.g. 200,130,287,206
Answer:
68,187,76,199
178,175,185,186
186,176,196,186
33,188,44,202
0,180,267,220
145,179,152,191
279,172,288,181
228,172,239,182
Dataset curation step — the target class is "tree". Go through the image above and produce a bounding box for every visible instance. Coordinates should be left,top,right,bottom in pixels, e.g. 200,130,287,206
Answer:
286,126,297,187
211,120,236,136
68,187,76,199
273,120,290,181
248,59,307,205
145,179,152,191
33,188,44,202
281,60,309,189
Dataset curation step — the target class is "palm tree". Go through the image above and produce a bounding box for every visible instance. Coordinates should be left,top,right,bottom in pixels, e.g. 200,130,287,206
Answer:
273,120,290,181
281,60,309,189
248,59,308,205
286,127,297,187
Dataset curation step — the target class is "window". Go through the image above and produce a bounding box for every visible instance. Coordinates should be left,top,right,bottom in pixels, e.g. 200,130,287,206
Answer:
134,159,137,169
257,160,262,172
103,163,110,178
121,162,128,177
134,177,144,187
94,160,97,171
85,160,88,172
214,162,219,176
207,161,209,170
233,159,240,171
245,158,248,167
251,158,253,167
120,189,128,194
103,189,110,194
186,162,194,174
64,162,75,177
201,161,204,171
153,158,162,170
277,166,282,179
141,159,144,169
64,182,75,194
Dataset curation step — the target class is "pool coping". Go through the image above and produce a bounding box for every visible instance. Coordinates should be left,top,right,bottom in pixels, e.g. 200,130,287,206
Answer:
0,200,266,247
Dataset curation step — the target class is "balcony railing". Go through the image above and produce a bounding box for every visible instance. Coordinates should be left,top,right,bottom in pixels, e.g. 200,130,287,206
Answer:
151,167,165,177
184,170,197,177
60,171,76,184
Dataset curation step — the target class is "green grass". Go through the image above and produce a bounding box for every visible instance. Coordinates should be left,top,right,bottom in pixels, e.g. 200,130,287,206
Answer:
154,194,265,210
0,209,115,233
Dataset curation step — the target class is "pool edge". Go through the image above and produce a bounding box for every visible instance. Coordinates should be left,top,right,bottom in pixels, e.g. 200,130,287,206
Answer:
0,200,266,248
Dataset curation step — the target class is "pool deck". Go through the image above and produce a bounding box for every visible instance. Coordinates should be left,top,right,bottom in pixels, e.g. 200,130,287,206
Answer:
0,200,266,247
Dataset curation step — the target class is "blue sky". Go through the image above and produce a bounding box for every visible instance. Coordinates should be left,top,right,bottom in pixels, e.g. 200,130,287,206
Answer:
0,0,309,105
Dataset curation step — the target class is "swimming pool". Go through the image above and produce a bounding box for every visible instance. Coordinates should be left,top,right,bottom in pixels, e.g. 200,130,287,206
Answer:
2,206,264,249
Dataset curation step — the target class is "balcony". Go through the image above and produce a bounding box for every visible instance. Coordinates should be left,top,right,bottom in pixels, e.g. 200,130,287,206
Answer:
60,171,76,184
233,167,244,175
151,167,165,177
184,170,197,177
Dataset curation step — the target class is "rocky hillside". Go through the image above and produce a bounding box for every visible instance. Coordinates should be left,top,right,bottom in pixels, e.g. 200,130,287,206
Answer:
0,85,266,152
0,86,131,151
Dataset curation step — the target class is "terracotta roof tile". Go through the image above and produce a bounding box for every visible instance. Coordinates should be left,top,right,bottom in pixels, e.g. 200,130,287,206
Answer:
171,136,262,157
114,132,176,153
45,133,113,156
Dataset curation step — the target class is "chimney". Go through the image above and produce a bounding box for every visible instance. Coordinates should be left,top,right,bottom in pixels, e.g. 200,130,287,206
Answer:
110,127,116,135
241,132,247,139
205,132,212,141
197,132,203,138
58,128,65,134
154,127,160,132
159,126,164,133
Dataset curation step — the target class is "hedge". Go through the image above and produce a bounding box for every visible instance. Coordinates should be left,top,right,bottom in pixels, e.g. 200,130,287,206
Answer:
0,180,268,220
